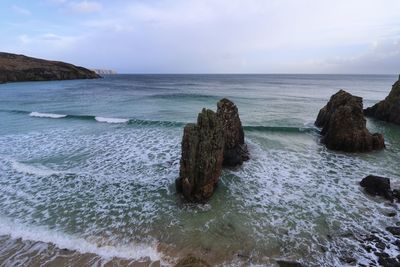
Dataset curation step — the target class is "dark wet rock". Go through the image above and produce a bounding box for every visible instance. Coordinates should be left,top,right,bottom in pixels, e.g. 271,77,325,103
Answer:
341,257,357,265
0,52,100,83
216,98,249,166
237,252,250,259
393,190,400,201
364,75,400,125
377,255,400,267
375,252,390,258
393,240,400,249
315,90,385,152
362,244,373,253
175,109,224,202
376,241,386,250
174,256,211,267
360,175,393,201
365,234,381,243
276,260,303,267
387,227,400,236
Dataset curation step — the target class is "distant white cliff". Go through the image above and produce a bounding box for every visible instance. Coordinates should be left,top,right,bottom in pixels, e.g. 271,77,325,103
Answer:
91,69,117,75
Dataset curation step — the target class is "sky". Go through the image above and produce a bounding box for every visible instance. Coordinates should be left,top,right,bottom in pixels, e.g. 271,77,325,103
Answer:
0,0,399,74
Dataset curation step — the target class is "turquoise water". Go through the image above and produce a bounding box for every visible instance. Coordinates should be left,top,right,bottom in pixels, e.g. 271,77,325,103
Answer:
0,74,399,266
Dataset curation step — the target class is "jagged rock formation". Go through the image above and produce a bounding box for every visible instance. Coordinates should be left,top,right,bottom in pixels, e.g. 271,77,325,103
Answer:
360,175,393,202
176,99,249,202
364,75,400,125
0,52,100,83
217,98,249,166
176,109,224,202
315,90,385,152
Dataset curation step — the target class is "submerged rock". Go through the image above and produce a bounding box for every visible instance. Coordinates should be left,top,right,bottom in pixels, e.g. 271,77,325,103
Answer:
174,256,211,267
175,109,224,202
217,98,249,166
364,75,400,125
360,175,393,201
386,226,400,236
375,252,400,267
315,90,385,152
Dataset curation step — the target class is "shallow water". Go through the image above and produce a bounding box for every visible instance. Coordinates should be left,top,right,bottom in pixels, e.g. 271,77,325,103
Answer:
0,74,399,266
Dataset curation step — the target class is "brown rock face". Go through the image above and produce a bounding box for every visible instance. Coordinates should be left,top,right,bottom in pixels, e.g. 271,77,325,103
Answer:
217,98,249,166
315,90,385,152
364,75,400,125
0,52,100,83
176,109,224,202
176,98,249,202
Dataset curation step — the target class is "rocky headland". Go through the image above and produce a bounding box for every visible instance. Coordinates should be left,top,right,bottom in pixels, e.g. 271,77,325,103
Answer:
315,90,385,152
176,98,249,202
0,52,100,83
364,75,400,125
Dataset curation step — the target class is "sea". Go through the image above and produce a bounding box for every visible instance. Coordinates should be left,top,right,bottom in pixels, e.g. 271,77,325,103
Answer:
0,74,399,266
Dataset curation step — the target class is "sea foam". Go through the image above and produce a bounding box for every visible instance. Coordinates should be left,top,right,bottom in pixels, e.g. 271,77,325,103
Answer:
29,112,67,119
0,216,161,261
11,161,64,176
95,117,129,124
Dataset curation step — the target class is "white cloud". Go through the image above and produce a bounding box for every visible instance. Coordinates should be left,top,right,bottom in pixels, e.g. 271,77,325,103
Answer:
68,1,102,13
17,33,80,51
11,5,31,16
4,0,400,73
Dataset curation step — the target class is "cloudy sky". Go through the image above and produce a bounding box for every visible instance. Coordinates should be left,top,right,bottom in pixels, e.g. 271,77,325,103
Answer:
0,0,399,74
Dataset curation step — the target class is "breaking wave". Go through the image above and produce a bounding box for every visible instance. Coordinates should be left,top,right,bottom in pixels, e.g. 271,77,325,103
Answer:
29,112,67,119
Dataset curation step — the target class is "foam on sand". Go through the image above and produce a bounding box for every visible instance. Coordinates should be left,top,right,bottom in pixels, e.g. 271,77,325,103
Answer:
29,112,67,119
95,117,129,124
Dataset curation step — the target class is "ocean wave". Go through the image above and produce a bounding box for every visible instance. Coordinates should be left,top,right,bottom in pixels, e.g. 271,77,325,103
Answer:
244,125,318,133
29,112,67,119
148,92,217,99
95,117,129,124
11,161,65,176
0,216,161,261
3,109,317,133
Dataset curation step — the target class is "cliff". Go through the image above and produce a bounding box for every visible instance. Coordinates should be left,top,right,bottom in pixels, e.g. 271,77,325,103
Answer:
0,52,100,83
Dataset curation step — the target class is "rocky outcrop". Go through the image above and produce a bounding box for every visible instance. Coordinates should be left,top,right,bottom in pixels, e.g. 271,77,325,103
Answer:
364,75,400,125
176,99,249,202
217,98,249,166
0,52,100,83
315,90,385,152
360,175,393,201
176,109,224,202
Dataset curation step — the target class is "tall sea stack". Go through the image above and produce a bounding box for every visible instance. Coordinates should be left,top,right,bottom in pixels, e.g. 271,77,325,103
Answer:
176,109,224,202
217,98,249,166
315,90,385,152
176,99,249,202
364,75,400,125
